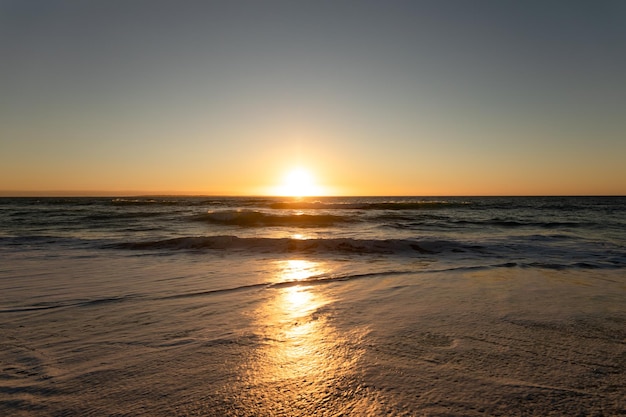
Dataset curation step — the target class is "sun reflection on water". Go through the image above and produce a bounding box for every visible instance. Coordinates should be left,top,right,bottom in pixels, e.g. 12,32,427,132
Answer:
275,259,325,283
283,285,315,315
245,259,363,409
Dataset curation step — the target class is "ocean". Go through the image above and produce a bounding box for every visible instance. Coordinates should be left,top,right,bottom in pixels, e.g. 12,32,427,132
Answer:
1,196,625,416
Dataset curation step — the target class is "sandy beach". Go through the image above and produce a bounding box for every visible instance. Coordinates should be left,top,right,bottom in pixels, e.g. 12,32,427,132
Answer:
2,250,624,416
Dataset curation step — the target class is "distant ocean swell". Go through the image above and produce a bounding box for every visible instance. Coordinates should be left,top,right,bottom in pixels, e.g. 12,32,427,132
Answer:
192,210,353,227
380,217,601,230
267,200,469,210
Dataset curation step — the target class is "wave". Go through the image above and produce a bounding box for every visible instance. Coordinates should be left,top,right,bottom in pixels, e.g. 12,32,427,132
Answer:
382,218,598,230
191,210,353,227
108,235,482,255
0,235,86,246
83,211,168,221
107,234,626,271
450,219,596,229
0,295,136,314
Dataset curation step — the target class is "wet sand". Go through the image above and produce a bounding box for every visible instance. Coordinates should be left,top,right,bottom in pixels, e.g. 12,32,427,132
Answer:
1,262,624,416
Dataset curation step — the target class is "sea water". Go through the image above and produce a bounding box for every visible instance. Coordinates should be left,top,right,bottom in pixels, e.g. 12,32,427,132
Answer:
1,196,625,415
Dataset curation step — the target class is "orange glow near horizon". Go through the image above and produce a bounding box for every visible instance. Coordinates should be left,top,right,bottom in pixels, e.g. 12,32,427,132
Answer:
271,167,326,197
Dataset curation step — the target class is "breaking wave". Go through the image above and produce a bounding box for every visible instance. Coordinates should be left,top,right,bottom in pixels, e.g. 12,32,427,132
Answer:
107,234,626,270
109,235,473,255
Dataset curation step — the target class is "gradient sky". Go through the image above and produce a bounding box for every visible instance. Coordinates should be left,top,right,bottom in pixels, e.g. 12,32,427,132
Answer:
1,0,625,196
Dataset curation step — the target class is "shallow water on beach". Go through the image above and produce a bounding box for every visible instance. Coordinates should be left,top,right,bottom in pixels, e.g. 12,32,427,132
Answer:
1,197,625,415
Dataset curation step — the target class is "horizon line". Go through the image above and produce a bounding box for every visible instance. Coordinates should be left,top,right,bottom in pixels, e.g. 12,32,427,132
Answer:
1,191,624,198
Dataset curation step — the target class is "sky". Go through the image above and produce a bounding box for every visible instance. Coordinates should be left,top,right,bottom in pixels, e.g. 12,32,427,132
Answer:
1,0,625,196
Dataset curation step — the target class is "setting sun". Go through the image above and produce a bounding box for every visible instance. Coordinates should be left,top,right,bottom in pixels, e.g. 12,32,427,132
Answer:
275,168,321,197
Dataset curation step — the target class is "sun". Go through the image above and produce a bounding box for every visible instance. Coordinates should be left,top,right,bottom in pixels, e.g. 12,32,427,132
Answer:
276,167,320,197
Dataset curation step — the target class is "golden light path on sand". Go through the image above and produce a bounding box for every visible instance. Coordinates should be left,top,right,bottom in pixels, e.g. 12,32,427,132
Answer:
243,259,367,413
